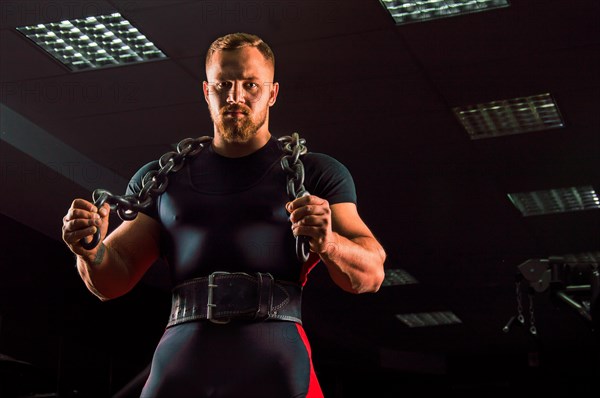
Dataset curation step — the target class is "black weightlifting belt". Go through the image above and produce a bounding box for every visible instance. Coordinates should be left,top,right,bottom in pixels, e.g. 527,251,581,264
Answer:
167,272,303,327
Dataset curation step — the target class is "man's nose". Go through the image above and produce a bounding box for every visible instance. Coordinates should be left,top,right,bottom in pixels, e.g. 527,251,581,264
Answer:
226,82,245,104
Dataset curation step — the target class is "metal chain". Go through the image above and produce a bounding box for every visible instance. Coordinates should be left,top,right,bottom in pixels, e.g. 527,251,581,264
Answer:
516,279,525,325
528,292,537,335
504,275,539,336
278,132,311,263
503,277,526,333
279,132,308,199
508,278,538,336
82,133,312,265
80,136,212,249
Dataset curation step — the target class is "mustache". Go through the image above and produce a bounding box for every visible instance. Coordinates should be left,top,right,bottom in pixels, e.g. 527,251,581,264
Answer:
222,106,250,114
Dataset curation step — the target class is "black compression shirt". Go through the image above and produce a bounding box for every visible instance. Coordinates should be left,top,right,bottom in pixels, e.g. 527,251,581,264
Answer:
126,136,356,285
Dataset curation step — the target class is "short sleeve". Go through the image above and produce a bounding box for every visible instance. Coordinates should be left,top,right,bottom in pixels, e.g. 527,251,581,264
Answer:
302,153,357,205
125,160,160,220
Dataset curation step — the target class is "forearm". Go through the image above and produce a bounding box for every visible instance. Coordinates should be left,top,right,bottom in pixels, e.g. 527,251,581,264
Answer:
319,233,386,294
76,242,134,301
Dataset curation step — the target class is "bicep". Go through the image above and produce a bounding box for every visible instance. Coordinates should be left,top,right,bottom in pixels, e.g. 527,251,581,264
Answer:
330,202,375,240
105,212,161,281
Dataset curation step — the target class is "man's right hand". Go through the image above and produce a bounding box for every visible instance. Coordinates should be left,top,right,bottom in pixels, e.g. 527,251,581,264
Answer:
62,199,110,260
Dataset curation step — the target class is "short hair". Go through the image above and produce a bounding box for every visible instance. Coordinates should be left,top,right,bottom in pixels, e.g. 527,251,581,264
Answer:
205,32,275,70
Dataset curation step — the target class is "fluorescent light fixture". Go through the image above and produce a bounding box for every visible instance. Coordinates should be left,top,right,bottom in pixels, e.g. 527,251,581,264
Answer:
556,252,600,265
453,93,564,139
16,13,167,71
396,311,462,327
380,0,509,25
508,186,600,217
382,268,419,287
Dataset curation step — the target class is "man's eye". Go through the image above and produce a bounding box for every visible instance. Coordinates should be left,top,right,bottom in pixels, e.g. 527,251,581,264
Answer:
216,81,232,90
245,82,259,90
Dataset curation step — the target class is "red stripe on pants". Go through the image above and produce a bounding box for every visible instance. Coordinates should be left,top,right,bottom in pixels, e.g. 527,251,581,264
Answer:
295,323,324,398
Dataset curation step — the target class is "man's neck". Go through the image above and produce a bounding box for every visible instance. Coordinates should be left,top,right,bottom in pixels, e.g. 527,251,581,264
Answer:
212,130,271,158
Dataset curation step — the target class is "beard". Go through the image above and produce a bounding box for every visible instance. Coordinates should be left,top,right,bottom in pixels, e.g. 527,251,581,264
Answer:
211,104,268,144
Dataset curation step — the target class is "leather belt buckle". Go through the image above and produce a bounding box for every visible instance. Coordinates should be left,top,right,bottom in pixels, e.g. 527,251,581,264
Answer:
206,271,231,324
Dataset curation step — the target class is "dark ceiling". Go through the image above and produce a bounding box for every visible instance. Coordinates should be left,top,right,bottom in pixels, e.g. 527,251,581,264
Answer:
1,0,599,397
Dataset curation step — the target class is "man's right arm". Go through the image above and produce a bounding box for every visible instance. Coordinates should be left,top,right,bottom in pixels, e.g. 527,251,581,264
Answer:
62,199,161,301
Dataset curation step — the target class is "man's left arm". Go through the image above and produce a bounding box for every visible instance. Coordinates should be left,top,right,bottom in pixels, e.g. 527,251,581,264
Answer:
287,195,386,293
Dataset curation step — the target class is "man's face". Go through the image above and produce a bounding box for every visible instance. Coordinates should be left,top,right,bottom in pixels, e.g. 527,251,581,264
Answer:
203,47,278,144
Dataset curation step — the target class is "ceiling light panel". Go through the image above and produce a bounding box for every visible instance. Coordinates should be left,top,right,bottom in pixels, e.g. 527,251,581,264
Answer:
396,311,462,327
454,93,564,139
380,0,509,25
559,252,600,265
382,268,419,287
16,13,167,71
508,186,600,217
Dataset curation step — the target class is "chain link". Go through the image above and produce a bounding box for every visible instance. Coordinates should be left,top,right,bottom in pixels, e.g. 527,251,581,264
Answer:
278,132,311,263
80,136,212,249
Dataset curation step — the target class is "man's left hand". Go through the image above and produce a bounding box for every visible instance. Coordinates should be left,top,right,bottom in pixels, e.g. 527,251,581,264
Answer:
286,195,337,254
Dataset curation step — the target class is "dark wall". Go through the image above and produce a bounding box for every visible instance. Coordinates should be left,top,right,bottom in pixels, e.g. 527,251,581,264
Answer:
0,213,169,397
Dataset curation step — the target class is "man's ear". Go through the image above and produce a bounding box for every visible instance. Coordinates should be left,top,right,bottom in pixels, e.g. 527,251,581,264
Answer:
202,81,210,104
268,82,279,107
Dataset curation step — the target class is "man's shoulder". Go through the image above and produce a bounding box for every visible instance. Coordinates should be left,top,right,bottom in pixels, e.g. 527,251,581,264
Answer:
130,160,160,180
303,151,350,173
127,160,160,192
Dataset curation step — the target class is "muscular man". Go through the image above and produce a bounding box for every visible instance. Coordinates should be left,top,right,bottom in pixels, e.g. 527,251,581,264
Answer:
62,33,385,398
